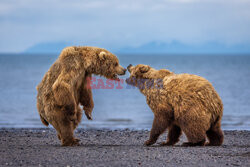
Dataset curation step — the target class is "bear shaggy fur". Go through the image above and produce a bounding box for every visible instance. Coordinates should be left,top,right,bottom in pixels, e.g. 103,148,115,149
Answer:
37,46,126,146
126,64,223,146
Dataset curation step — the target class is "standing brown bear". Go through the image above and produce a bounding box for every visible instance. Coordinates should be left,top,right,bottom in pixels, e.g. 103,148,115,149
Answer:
126,64,223,146
36,46,126,146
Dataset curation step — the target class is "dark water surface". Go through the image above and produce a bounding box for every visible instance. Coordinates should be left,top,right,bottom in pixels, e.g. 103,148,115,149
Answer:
0,54,249,130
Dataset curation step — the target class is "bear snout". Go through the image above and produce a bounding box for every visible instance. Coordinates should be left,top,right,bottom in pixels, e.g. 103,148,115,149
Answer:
117,66,127,75
122,67,127,75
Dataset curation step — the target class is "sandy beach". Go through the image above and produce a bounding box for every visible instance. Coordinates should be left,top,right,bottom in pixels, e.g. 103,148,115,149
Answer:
0,128,249,167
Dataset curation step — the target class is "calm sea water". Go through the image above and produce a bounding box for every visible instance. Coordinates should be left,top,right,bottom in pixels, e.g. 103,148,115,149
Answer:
0,54,249,130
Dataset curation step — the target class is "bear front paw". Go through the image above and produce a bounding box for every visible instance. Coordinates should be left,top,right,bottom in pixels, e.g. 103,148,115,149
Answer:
144,140,155,146
160,141,174,146
84,109,93,120
182,140,205,147
181,142,194,147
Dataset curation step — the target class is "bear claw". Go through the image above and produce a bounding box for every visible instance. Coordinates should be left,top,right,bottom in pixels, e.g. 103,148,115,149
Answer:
84,110,93,120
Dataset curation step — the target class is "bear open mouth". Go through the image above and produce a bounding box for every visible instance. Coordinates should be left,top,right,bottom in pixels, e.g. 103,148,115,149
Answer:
113,74,118,79
111,72,126,80
110,74,120,81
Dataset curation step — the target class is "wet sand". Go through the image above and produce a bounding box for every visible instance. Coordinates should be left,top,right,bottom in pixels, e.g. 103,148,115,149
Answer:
0,129,249,167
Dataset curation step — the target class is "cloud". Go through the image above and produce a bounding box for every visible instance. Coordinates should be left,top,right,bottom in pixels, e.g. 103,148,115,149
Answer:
0,0,250,52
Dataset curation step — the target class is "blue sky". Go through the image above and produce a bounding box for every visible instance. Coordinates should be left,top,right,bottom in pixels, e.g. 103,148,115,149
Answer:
0,0,250,53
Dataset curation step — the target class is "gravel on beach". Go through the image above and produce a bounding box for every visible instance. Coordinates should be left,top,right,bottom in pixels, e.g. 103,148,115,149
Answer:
0,128,249,167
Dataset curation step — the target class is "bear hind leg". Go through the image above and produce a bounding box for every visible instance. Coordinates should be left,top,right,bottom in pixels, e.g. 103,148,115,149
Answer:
206,121,224,146
182,127,206,147
52,115,80,146
60,120,80,146
161,124,182,146
182,139,206,147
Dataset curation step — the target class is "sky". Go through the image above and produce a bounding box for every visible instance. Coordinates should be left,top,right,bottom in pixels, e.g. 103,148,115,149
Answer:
0,0,250,53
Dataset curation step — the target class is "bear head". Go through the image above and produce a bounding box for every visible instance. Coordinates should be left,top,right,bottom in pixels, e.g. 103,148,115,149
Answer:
94,50,126,80
126,64,172,89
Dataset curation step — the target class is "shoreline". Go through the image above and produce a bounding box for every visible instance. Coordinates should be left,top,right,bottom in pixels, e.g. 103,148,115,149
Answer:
0,128,249,166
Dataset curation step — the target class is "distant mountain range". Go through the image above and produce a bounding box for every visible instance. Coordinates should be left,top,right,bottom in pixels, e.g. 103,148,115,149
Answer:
25,41,250,54
25,42,70,54
119,41,250,54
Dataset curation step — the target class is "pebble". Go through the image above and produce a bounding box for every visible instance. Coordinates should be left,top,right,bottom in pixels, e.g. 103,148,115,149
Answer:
0,129,249,167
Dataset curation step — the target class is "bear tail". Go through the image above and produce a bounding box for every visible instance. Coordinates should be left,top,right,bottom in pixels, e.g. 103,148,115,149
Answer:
39,114,49,126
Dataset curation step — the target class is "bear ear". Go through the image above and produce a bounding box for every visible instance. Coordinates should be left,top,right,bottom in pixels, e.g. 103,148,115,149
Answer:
139,65,150,73
99,51,106,60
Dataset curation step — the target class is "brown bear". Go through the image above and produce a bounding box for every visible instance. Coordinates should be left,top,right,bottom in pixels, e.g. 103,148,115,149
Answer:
36,46,126,146
126,64,223,146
